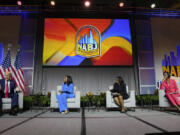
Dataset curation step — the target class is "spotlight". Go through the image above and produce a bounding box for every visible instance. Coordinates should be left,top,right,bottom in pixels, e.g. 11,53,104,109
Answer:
84,0,91,7
119,2,124,7
151,3,156,8
17,0,22,6
50,0,55,6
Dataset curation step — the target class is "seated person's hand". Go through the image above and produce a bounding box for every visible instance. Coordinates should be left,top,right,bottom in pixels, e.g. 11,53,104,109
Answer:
118,93,121,96
58,90,62,94
15,87,21,92
162,78,165,82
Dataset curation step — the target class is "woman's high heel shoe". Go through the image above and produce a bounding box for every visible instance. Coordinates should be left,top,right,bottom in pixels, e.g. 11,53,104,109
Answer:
64,110,69,114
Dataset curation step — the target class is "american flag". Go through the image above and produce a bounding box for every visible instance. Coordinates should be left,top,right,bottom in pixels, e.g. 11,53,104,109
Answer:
0,49,25,92
0,44,4,79
12,49,25,92
0,66,3,79
0,49,11,79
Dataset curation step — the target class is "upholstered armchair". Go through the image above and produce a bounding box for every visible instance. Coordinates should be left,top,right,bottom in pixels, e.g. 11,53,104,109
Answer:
106,85,136,111
50,86,80,111
2,91,23,110
159,76,180,109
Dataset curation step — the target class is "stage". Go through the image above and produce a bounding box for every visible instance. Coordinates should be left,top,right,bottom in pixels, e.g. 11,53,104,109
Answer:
0,109,180,135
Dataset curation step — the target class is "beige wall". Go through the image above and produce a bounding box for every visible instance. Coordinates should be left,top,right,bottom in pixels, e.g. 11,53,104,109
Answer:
151,18,180,82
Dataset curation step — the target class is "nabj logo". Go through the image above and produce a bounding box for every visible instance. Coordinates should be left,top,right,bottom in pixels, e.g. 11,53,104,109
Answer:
75,25,101,58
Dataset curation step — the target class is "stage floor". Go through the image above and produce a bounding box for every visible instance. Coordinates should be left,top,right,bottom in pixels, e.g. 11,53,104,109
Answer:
0,109,180,135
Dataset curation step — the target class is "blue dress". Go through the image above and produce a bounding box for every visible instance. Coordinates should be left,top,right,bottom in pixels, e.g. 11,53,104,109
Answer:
56,83,75,112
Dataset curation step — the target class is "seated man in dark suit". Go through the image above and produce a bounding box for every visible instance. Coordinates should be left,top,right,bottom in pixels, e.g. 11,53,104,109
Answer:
0,72,19,116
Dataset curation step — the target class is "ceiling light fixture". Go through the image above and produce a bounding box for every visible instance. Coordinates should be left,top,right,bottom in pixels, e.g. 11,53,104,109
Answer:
84,0,91,8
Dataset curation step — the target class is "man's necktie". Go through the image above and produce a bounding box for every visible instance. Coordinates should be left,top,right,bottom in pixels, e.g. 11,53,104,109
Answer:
5,81,9,98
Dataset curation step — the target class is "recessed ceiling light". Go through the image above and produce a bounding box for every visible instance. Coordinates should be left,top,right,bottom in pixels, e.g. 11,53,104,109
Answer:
84,0,91,8
17,1,22,6
50,0,55,6
151,3,156,8
119,2,124,7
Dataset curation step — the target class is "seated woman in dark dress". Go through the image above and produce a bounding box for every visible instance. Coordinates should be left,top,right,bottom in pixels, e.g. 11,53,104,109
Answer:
110,76,129,113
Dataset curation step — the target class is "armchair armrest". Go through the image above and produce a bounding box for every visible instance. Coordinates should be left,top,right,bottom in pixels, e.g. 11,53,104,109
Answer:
106,90,111,97
159,89,165,97
158,89,171,107
107,86,112,103
106,90,112,107
75,91,80,107
75,91,80,98
18,91,23,109
129,90,135,98
129,90,136,107
51,90,57,108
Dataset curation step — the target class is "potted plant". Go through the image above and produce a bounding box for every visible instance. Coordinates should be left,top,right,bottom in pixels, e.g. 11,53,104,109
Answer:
86,92,94,107
81,96,89,107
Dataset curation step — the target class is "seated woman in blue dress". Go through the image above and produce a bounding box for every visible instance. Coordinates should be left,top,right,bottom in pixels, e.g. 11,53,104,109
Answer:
57,75,75,114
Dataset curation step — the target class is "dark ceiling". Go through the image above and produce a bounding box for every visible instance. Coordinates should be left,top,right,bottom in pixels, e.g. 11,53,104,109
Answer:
0,0,180,9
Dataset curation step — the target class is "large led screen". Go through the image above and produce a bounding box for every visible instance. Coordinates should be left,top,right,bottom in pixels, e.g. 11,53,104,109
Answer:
43,18,133,66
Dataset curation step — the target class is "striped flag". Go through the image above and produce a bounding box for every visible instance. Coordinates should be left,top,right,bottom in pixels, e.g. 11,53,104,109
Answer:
1,49,19,89
0,43,4,79
0,49,11,79
12,49,25,93
0,43,4,65
0,66,4,79
0,49,25,93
